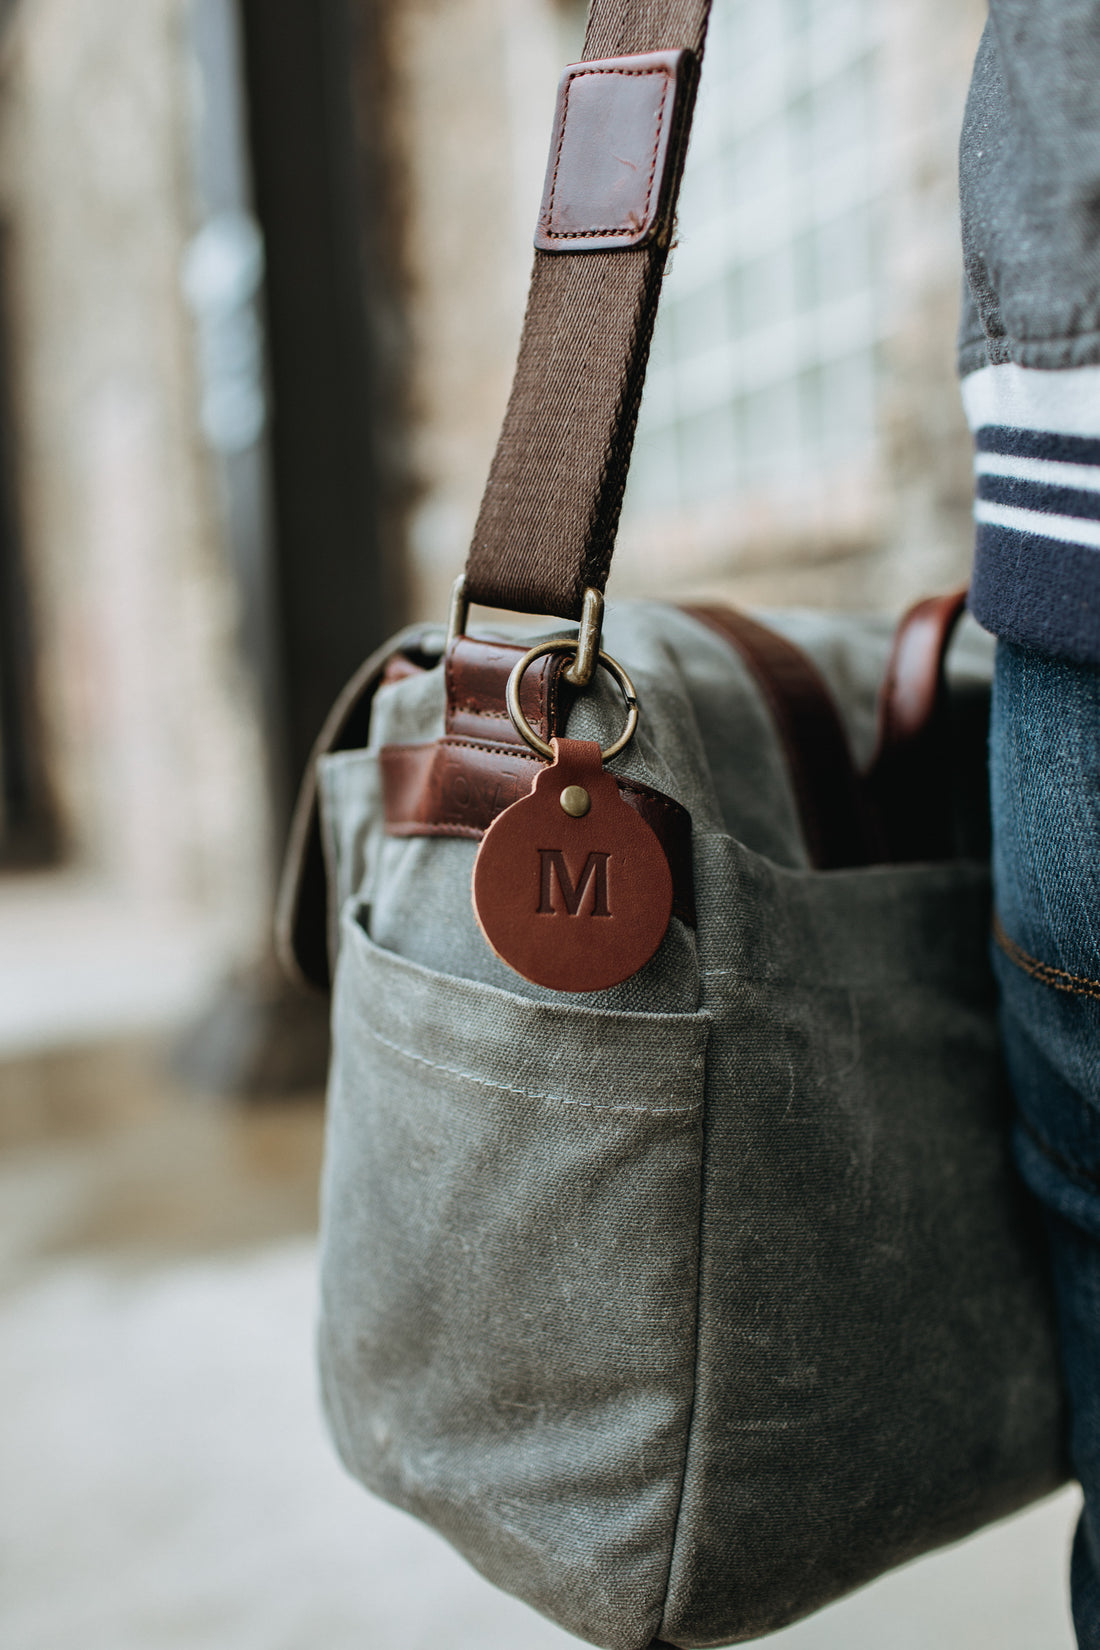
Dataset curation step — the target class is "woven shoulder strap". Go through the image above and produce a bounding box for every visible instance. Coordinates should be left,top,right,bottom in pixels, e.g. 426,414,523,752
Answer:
462,0,712,622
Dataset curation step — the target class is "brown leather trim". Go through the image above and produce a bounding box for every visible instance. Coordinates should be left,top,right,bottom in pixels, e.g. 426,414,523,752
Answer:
381,738,535,837
379,651,426,686
444,635,578,744
381,736,696,928
380,635,577,743
682,604,883,870
866,588,970,862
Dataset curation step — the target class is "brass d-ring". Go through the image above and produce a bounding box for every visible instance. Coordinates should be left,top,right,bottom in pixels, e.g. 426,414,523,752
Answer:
506,640,639,762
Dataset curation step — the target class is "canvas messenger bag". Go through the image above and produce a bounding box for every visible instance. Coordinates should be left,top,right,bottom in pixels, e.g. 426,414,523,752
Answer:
277,2,1068,1644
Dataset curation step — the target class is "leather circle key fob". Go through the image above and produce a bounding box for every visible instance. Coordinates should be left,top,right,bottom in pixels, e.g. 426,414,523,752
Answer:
472,738,674,992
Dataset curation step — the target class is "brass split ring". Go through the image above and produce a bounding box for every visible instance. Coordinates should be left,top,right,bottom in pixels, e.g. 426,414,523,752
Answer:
505,640,639,763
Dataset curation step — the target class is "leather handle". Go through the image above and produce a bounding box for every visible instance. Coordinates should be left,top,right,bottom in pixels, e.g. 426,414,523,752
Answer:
865,588,970,862
462,0,713,621
872,588,970,764
683,605,885,870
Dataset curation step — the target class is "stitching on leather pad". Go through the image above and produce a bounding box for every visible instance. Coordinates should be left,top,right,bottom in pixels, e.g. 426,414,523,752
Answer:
545,67,672,238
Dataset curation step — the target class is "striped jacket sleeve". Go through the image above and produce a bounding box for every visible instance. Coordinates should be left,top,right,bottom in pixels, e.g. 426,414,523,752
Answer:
959,2,1100,665
961,368,1100,665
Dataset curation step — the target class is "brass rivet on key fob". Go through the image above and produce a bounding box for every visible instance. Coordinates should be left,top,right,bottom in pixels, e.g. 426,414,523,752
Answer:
559,785,591,817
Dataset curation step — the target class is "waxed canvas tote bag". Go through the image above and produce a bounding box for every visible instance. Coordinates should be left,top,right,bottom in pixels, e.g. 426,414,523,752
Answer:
277,2,1068,1645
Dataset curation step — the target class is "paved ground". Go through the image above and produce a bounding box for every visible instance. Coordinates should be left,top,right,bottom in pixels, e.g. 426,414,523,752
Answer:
0,1040,1081,1650
0,876,228,1059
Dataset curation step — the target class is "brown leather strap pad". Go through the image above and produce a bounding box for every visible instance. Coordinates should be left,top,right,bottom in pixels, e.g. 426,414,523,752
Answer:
682,604,884,870
534,52,693,253
463,0,711,620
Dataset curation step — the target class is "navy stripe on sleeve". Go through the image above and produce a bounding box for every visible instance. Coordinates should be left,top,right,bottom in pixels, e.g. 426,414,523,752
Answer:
975,425,1100,467
976,473,1100,523
970,525,1100,665
968,422,1100,664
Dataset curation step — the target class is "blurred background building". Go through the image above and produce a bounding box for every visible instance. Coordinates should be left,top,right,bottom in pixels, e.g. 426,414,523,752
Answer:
0,2,1082,1647
403,0,980,618
0,0,981,1063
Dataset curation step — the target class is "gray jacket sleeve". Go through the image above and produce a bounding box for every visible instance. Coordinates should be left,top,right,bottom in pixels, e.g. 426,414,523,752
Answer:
961,0,1100,375
959,1,1100,664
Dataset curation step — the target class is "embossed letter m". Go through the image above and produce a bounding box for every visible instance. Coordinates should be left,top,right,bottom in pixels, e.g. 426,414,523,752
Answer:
537,849,611,916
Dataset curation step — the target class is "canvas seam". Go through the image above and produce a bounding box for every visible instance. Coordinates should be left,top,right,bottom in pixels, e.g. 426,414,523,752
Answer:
1017,1113,1100,1195
362,1022,703,1115
653,1020,710,1643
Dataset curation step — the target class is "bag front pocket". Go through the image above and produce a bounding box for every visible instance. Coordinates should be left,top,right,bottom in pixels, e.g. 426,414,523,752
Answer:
319,908,709,1650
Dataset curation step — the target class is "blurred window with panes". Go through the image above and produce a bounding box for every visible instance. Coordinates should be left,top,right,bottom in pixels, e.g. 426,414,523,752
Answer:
620,0,884,579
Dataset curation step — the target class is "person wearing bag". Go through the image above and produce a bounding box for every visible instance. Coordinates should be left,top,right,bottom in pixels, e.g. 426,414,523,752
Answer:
960,5,1100,1645
275,1,1100,1645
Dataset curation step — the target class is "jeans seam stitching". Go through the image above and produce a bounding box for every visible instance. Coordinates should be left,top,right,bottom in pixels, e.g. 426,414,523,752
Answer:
1017,1113,1100,1195
993,911,1100,1002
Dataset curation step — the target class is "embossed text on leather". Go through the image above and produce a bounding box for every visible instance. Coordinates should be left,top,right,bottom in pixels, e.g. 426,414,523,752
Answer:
472,738,673,992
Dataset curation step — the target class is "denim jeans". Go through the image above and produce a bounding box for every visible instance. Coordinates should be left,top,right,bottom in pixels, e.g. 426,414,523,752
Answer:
992,640,1100,1648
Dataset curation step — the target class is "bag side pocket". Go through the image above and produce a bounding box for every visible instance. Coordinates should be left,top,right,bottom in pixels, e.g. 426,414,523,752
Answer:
319,908,709,1650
